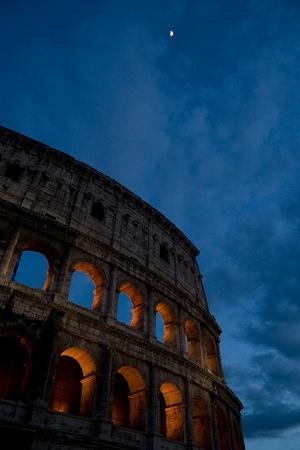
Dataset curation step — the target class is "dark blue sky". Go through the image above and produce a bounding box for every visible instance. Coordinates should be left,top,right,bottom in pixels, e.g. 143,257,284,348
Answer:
1,1,300,448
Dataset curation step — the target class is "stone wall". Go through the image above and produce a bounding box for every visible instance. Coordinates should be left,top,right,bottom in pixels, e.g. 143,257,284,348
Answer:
0,126,245,450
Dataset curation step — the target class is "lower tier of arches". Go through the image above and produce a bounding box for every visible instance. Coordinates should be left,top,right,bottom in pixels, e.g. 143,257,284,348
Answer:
0,334,245,450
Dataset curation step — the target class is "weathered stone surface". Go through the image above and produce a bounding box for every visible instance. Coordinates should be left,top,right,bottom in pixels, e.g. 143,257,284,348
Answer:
0,126,245,450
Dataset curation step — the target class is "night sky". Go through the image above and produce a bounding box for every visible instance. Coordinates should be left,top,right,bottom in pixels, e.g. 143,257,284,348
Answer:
1,1,300,449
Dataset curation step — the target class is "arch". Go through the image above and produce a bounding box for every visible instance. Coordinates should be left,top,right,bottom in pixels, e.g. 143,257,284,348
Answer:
69,261,107,310
216,404,231,450
155,302,177,347
192,396,212,449
112,366,146,431
117,282,145,330
159,382,183,441
50,347,96,417
206,334,220,376
0,335,30,401
10,239,57,291
184,319,201,362
117,292,132,325
14,250,49,290
155,311,164,342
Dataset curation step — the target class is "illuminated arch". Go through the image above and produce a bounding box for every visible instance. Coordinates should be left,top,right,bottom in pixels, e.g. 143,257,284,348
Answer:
69,261,107,310
50,347,96,417
155,302,177,347
112,366,146,431
192,395,212,449
206,334,220,376
117,282,145,330
13,240,56,291
184,319,201,362
159,382,183,441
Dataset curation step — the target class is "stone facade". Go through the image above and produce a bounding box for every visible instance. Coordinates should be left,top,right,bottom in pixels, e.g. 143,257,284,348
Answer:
0,126,245,450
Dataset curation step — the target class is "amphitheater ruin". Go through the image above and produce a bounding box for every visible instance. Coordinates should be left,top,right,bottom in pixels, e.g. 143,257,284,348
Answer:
0,126,245,449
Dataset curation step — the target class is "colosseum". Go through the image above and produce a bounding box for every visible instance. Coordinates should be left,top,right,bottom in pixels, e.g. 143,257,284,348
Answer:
0,125,245,450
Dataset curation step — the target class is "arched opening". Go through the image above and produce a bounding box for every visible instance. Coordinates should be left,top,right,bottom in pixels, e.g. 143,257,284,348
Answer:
117,282,144,330
216,405,231,450
50,347,96,417
192,396,212,450
69,261,107,311
184,319,201,363
155,303,177,347
206,335,220,377
155,311,164,342
112,372,130,428
0,336,29,401
117,292,132,325
159,382,183,441
13,250,49,290
112,366,145,431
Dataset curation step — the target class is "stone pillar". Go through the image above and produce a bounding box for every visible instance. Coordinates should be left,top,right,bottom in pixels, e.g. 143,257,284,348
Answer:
202,328,208,370
93,282,107,312
128,390,146,430
198,322,205,368
95,347,113,437
184,378,197,448
178,307,186,354
80,373,97,417
210,395,219,450
216,338,224,379
104,264,117,318
228,409,245,450
51,249,72,303
0,227,20,279
147,288,156,341
148,364,160,449
111,197,122,252
165,404,184,441
131,303,144,330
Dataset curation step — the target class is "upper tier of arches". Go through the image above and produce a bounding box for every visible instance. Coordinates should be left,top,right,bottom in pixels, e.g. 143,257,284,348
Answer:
0,126,207,309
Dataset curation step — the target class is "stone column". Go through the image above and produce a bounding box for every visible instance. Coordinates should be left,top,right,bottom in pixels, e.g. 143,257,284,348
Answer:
95,347,113,437
184,378,197,448
165,404,185,441
148,364,160,449
128,390,146,430
51,249,72,303
198,321,205,368
178,307,186,354
210,394,219,450
104,264,117,318
216,338,225,380
147,288,156,341
0,227,20,279
228,408,245,450
202,328,208,370
92,282,107,312
131,303,144,330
